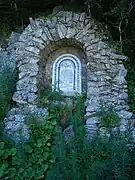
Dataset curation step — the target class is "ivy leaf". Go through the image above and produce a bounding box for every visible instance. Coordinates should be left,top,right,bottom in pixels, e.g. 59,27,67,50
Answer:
42,164,49,172
47,142,51,147
38,158,44,164
19,168,24,173
36,140,43,147
45,135,51,141
43,152,49,160
44,147,50,152
49,157,56,164
27,167,35,178
51,120,57,126
0,142,4,149
1,163,8,171
0,169,4,178
8,168,16,178
12,156,20,165
24,144,33,153
3,149,11,159
11,148,17,156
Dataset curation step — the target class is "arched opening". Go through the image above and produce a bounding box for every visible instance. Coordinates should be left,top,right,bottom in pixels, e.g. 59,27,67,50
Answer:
38,38,87,95
52,54,82,95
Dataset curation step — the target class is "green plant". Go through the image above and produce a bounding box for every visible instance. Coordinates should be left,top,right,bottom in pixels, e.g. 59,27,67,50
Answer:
0,20,12,45
45,96,135,180
37,88,65,108
1,85,135,180
0,70,18,121
16,116,57,179
34,12,57,20
37,88,86,130
0,137,17,179
46,94,87,180
0,115,57,179
97,104,120,139
98,104,120,128
46,122,134,180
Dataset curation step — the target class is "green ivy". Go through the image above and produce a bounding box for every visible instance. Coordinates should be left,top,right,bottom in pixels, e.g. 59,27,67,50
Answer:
0,116,57,179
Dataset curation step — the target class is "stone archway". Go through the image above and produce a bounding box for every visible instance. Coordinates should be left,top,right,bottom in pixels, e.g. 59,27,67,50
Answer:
37,38,87,96
4,11,133,142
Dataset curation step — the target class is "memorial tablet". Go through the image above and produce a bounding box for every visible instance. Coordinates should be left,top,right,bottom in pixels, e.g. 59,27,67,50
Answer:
52,54,82,95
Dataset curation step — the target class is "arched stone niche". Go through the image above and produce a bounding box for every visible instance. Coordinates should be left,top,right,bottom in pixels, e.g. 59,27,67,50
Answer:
38,38,87,95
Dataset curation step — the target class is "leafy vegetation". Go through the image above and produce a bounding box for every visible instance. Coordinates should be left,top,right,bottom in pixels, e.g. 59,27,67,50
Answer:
0,115,57,179
0,70,18,121
0,90,85,179
37,88,86,130
46,97,134,180
0,21,12,45
98,104,120,128
0,85,135,179
1,0,135,179
47,129,134,180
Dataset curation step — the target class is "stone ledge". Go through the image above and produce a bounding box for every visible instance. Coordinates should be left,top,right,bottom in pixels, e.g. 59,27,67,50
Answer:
4,106,48,143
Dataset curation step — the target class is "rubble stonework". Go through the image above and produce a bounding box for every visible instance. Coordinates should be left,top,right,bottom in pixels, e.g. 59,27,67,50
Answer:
0,32,20,73
3,11,133,142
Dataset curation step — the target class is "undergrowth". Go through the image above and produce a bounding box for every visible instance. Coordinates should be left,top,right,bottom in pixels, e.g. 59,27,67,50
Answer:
0,69,18,121
45,96,134,180
46,131,134,180
37,88,86,130
0,115,57,179
0,21,12,46
0,85,135,179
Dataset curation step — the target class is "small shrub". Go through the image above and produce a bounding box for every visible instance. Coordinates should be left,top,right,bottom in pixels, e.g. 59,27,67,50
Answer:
47,124,134,180
37,88,86,130
98,104,120,128
97,104,120,139
46,99,135,180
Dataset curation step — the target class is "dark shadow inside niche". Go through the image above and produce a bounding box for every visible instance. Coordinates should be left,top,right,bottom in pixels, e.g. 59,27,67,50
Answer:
37,38,87,94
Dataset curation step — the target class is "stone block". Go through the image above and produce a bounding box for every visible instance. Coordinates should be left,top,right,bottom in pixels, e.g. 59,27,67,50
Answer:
25,46,40,55
4,106,48,143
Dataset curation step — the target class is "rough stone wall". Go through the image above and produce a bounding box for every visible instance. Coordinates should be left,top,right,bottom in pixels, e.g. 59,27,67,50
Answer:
0,32,20,73
4,11,133,142
4,106,48,142
85,45,132,137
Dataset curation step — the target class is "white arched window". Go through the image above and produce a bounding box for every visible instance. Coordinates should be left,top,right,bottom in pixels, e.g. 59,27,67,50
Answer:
52,54,82,95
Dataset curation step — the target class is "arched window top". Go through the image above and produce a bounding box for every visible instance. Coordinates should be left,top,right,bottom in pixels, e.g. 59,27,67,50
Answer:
52,54,82,96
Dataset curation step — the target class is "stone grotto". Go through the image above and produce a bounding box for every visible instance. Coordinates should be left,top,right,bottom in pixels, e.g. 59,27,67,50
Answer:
3,10,134,142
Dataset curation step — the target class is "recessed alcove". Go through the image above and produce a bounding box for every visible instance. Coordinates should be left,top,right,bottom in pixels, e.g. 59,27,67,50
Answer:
38,38,87,95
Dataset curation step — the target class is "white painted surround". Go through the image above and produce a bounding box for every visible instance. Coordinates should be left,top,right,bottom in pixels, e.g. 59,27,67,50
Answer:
52,54,82,96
